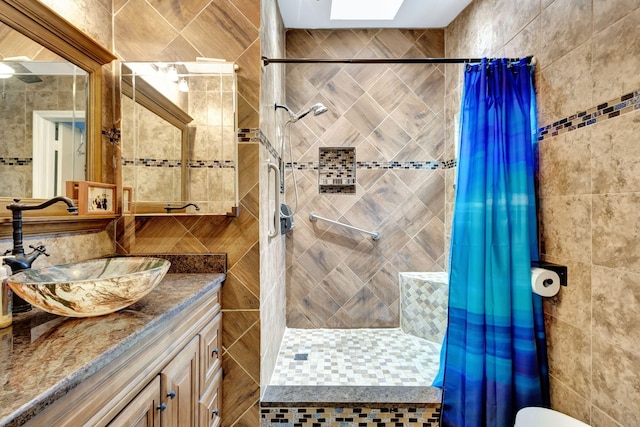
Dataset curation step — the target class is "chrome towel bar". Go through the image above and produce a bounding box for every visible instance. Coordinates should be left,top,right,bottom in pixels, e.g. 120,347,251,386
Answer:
309,212,381,240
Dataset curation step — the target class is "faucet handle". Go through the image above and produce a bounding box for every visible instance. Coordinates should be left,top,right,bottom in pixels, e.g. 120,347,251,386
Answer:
29,245,49,257
3,249,10,256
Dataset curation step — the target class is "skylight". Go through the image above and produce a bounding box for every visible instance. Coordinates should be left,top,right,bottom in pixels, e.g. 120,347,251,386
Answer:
330,0,405,20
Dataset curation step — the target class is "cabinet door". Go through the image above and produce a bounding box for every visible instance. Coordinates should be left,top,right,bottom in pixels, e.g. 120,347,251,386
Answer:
198,369,222,427
161,336,200,427
107,376,161,427
199,312,222,392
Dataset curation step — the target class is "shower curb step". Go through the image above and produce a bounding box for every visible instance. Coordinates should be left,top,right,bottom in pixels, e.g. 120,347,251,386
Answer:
261,385,442,408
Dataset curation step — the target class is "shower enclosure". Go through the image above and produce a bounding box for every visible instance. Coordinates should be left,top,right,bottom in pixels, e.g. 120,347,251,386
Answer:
258,23,458,427
267,49,453,392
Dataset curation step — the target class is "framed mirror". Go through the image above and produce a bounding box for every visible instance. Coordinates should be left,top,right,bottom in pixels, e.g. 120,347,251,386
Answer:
120,61,238,216
0,59,88,199
0,0,116,236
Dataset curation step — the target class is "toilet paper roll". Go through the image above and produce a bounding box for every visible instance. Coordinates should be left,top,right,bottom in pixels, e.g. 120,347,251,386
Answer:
531,267,560,297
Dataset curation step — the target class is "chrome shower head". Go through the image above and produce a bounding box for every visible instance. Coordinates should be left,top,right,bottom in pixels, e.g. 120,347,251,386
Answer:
275,102,328,122
295,103,328,121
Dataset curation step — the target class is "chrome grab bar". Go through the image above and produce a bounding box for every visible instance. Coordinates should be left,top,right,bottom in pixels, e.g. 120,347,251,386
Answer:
267,161,281,238
309,212,381,240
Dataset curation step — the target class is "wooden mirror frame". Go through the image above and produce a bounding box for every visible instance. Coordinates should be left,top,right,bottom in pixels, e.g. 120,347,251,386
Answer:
0,0,117,238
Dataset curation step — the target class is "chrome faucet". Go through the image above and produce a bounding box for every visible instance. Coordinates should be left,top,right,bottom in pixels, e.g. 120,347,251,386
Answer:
3,197,78,312
164,202,200,213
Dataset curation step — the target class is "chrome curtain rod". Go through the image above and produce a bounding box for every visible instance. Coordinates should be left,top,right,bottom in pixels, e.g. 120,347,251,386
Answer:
309,212,381,240
262,56,533,66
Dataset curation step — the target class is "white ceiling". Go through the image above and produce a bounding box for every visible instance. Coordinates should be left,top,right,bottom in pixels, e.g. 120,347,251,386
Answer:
277,0,473,29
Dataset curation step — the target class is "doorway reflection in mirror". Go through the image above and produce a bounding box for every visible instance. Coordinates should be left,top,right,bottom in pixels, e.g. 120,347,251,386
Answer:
0,61,88,198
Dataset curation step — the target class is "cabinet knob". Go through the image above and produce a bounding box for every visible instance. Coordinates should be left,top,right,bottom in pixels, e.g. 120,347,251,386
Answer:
157,402,167,412
212,409,219,417
167,390,176,399
212,348,219,357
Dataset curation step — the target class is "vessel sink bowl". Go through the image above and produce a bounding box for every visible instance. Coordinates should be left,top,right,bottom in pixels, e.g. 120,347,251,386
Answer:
7,257,170,317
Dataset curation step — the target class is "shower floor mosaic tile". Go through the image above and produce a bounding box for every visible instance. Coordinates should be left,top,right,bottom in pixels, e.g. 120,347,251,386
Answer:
270,328,442,386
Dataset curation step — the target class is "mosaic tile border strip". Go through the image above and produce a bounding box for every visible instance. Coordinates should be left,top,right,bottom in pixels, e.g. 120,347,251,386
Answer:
440,159,457,169
121,158,236,168
537,88,640,141
287,160,457,171
260,407,441,427
238,127,261,143
240,127,281,161
122,158,181,167
187,160,235,169
0,157,32,166
318,185,356,194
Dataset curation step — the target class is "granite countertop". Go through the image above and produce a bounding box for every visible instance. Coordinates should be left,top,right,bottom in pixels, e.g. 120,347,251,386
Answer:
0,272,225,426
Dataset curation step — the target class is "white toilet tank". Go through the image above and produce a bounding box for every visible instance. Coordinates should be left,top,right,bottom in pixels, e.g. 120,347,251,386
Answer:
515,407,591,427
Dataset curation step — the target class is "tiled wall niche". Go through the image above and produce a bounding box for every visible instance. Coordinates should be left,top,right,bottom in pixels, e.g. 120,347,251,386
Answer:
318,147,356,193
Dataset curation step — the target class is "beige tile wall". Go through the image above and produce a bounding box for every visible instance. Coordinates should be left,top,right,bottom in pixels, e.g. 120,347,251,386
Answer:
446,0,640,425
120,96,182,202
283,29,447,328
0,230,114,267
259,0,287,395
188,73,238,213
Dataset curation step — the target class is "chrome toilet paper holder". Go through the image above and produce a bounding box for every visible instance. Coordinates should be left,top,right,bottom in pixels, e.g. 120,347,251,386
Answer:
531,261,568,286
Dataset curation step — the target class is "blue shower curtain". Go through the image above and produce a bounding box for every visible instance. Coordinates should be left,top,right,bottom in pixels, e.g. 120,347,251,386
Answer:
438,58,549,427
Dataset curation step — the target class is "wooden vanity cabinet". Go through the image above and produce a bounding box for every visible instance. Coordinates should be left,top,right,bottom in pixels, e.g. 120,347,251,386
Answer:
24,285,222,427
107,376,162,427
199,312,221,389
198,370,222,427
161,336,199,427
198,313,222,427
